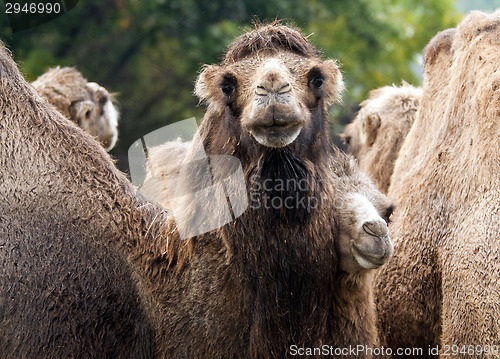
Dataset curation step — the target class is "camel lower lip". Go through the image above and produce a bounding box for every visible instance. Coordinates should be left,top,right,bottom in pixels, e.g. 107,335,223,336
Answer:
250,123,302,148
352,243,389,267
258,121,300,132
266,127,293,137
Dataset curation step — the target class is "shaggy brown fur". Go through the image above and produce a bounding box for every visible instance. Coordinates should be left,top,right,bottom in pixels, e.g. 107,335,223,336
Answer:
0,23,394,358
0,45,163,357
340,83,421,193
140,139,394,274
388,28,456,204
373,27,456,358
375,11,500,358
222,21,321,65
32,67,119,150
147,23,393,357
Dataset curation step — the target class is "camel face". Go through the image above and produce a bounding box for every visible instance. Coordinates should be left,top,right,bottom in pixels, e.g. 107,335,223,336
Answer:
32,67,119,151
195,24,343,151
240,57,305,148
223,54,340,149
80,82,119,151
337,189,393,273
340,84,421,193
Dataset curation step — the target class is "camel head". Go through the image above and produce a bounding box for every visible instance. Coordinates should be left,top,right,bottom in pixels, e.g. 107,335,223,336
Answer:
32,67,119,151
194,22,343,154
340,84,421,193
73,82,118,151
335,163,394,274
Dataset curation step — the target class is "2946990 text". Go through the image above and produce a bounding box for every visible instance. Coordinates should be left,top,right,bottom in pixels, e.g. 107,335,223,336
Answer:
5,2,61,14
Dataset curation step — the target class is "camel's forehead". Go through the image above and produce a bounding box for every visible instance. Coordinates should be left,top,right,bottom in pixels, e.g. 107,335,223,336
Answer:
222,52,320,77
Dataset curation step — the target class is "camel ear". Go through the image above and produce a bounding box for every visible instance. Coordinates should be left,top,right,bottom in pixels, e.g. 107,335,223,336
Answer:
321,59,345,105
194,65,221,105
361,113,380,146
70,100,95,125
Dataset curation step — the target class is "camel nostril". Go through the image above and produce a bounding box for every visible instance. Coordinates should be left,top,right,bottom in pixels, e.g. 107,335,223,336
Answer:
277,82,292,94
256,86,268,96
255,81,292,96
362,219,389,238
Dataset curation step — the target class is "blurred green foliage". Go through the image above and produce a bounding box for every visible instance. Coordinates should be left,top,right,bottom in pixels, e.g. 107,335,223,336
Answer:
0,0,460,171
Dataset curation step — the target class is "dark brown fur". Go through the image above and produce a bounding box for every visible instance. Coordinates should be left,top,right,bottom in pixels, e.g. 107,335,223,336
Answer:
149,23,391,357
223,21,320,64
0,23,392,358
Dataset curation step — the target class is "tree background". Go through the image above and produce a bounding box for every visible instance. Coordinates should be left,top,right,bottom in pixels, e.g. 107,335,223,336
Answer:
0,0,488,174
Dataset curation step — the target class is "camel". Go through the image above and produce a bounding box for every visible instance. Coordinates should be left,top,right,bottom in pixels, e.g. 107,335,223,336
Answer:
340,83,421,193
140,137,394,274
32,66,119,150
0,23,394,358
375,10,500,358
388,27,456,203
0,46,157,358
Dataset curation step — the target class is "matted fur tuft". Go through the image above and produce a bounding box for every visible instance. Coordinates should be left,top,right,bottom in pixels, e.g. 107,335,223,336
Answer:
422,28,456,68
223,21,320,64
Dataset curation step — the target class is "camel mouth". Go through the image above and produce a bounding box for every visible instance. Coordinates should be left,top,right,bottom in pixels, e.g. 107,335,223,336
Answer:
250,122,302,148
351,241,392,269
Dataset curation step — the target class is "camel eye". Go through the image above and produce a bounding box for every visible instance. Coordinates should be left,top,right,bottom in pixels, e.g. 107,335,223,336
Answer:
343,136,351,146
221,83,234,95
383,204,394,224
220,76,236,97
311,77,324,89
307,67,325,95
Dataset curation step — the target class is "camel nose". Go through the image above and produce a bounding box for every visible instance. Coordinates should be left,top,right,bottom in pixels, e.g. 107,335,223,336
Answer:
352,218,393,269
359,218,392,262
255,81,291,96
255,59,292,96
362,219,389,239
